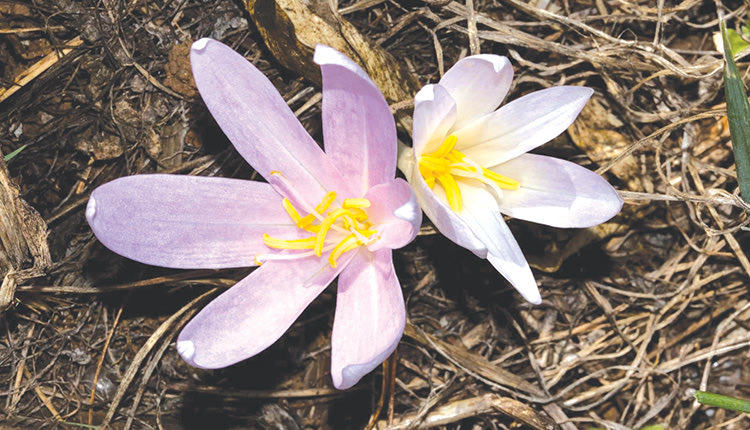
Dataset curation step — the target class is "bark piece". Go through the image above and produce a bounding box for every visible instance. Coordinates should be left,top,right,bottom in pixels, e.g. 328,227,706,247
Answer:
0,157,51,310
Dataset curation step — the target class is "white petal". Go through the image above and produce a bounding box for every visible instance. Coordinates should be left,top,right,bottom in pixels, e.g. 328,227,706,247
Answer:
405,162,488,257
491,154,623,228
413,84,457,156
439,55,514,130
455,86,594,166
460,183,541,304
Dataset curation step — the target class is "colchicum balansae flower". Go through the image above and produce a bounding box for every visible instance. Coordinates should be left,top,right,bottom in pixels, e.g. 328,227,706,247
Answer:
398,55,623,304
86,39,421,389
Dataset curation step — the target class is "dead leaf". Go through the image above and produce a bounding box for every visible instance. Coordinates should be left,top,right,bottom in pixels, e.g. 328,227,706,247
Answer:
244,0,420,104
568,97,651,193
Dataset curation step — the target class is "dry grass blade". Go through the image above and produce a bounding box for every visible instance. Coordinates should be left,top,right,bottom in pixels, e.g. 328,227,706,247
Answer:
376,394,555,430
404,322,541,398
87,305,123,425
100,288,217,426
0,36,83,104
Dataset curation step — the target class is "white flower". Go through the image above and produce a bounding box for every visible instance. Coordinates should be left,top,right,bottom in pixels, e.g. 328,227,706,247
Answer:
398,55,623,304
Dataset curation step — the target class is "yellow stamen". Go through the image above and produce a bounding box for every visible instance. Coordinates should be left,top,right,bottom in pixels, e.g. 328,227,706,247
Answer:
261,190,379,268
314,208,350,256
418,134,520,212
328,235,361,268
263,234,317,250
482,169,520,189
293,191,333,229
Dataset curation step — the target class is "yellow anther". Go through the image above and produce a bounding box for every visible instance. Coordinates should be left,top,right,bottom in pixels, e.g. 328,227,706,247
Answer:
314,191,337,216
433,134,457,158
417,134,520,213
446,151,464,163
436,174,462,213
293,191,335,230
343,198,371,209
282,198,302,224
296,214,316,230
419,156,451,172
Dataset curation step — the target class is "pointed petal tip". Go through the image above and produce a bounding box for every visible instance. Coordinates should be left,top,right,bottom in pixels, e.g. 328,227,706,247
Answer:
312,44,343,66
565,85,595,105
485,251,541,305
511,275,541,305
523,289,543,305
313,44,375,88
599,188,625,224
333,362,378,390
414,83,439,104
511,274,542,305
488,55,511,73
578,86,595,104
191,37,212,53
462,54,512,73
331,325,404,390
85,196,96,222
176,339,196,363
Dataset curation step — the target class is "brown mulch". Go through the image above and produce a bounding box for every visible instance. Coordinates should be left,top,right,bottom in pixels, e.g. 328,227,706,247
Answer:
0,0,748,429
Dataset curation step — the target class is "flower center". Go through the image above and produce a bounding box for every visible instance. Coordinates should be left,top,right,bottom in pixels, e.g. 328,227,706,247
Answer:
258,190,378,268
418,134,520,213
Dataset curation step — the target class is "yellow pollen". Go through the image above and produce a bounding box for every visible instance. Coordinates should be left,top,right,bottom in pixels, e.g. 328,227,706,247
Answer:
262,191,378,267
418,134,520,213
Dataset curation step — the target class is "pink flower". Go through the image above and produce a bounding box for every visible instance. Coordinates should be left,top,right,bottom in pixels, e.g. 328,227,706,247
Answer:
398,55,623,304
86,39,420,389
